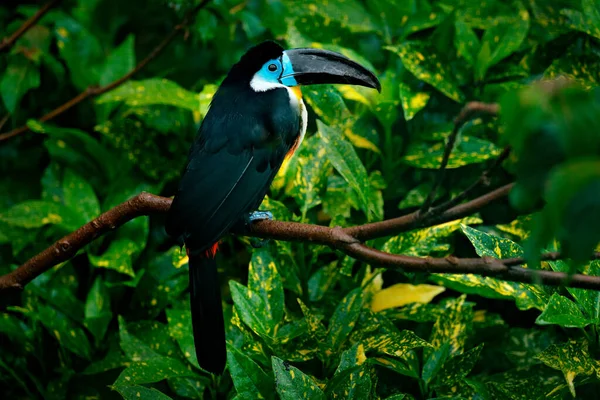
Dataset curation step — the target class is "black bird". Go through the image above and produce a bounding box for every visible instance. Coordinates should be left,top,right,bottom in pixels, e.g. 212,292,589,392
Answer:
166,41,380,374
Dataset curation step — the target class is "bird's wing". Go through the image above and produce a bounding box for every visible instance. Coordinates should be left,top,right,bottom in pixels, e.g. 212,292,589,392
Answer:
166,96,299,251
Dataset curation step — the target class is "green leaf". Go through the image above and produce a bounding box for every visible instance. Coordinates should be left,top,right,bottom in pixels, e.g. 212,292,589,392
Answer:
383,216,481,257
226,342,275,400
114,357,195,386
326,288,364,351
308,261,340,302
562,0,600,40
288,135,331,217
36,305,91,359
166,307,198,367
387,42,464,102
114,385,172,400
536,339,596,397
248,248,285,327
402,136,501,169
548,260,600,320
229,281,271,337
428,296,472,357
119,317,179,361
84,276,112,342
536,293,595,328
399,79,430,121
89,239,138,277
317,121,373,219
272,357,325,400
475,9,530,80
0,200,77,230
335,343,367,375
96,78,200,113
422,342,451,386
483,365,569,400
328,365,372,400
435,344,483,387
100,34,135,86
62,169,100,225
288,0,376,33
432,225,549,311
1,56,40,113
454,18,480,66
364,330,430,358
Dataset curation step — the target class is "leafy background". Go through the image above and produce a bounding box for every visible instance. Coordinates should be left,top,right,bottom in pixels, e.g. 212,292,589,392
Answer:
2,0,600,399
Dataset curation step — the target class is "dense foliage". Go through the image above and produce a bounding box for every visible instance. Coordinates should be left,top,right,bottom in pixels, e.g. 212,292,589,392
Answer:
2,0,600,399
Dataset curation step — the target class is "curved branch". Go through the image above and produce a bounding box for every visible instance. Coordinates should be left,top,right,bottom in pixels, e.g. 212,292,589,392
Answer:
0,0,61,53
3,183,600,292
0,0,212,141
420,101,501,212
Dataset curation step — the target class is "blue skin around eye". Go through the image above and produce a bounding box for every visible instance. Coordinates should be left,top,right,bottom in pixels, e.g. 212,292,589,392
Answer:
255,53,298,87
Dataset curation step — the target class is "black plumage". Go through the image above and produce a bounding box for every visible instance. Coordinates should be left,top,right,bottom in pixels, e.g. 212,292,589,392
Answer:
166,42,301,374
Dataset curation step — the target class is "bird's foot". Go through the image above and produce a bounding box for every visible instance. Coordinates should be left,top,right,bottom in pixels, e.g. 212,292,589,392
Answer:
244,211,273,248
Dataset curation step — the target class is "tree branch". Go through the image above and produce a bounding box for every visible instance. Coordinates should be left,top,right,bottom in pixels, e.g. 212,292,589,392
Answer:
0,0,61,53
419,101,501,213
0,0,212,141
3,183,600,292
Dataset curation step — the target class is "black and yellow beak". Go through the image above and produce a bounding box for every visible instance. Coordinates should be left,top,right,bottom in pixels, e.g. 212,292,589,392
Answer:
280,48,381,92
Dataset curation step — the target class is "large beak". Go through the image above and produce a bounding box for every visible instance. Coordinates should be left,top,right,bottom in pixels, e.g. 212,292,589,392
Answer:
280,48,381,92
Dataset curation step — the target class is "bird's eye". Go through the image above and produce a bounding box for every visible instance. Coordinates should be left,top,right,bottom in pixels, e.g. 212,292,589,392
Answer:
267,63,278,72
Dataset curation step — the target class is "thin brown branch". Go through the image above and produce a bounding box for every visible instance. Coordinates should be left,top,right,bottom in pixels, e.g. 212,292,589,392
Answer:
0,0,212,141
0,113,10,131
419,101,500,213
0,0,61,53
3,183,600,292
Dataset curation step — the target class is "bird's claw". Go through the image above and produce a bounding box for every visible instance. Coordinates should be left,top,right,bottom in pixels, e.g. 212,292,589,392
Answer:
245,211,273,248
245,210,273,223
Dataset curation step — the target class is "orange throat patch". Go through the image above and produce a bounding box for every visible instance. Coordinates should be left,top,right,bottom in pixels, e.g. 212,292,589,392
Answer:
290,86,303,101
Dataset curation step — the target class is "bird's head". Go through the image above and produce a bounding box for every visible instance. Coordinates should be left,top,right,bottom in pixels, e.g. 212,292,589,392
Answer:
224,41,381,93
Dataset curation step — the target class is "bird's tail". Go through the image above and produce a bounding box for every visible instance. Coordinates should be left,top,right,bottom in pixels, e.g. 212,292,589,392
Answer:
188,247,226,374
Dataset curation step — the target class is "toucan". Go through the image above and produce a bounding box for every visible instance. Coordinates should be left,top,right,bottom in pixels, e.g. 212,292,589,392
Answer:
166,41,380,374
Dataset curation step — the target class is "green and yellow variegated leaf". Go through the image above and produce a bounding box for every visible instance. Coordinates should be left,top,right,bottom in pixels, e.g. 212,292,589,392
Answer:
435,344,483,388
383,216,481,257
371,283,445,312
536,339,597,397
297,299,326,341
483,365,569,399
364,330,430,358
89,239,139,277
370,354,419,379
385,302,444,323
544,52,600,88
335,343,367,375
496,214,533,240
562,0,600,40
96,78,201,113
317,121,373,219
475,8,530,80
227,343,275,400
272,357,326,400
114,385,173,400
328,364,372,400
248,249,285,327
36,305,91,359
398,79,430,121
229,281,272,337
432,225,549,311
536,293,596,328
308,261,340,302
113,357,195,386
402,136,501,169
428,295,473,357
166,307,198,368
387,42,464,102
287,0,376,33
288,135,331,217
326,288,364,351
454,18,480,66
548,259,600,320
